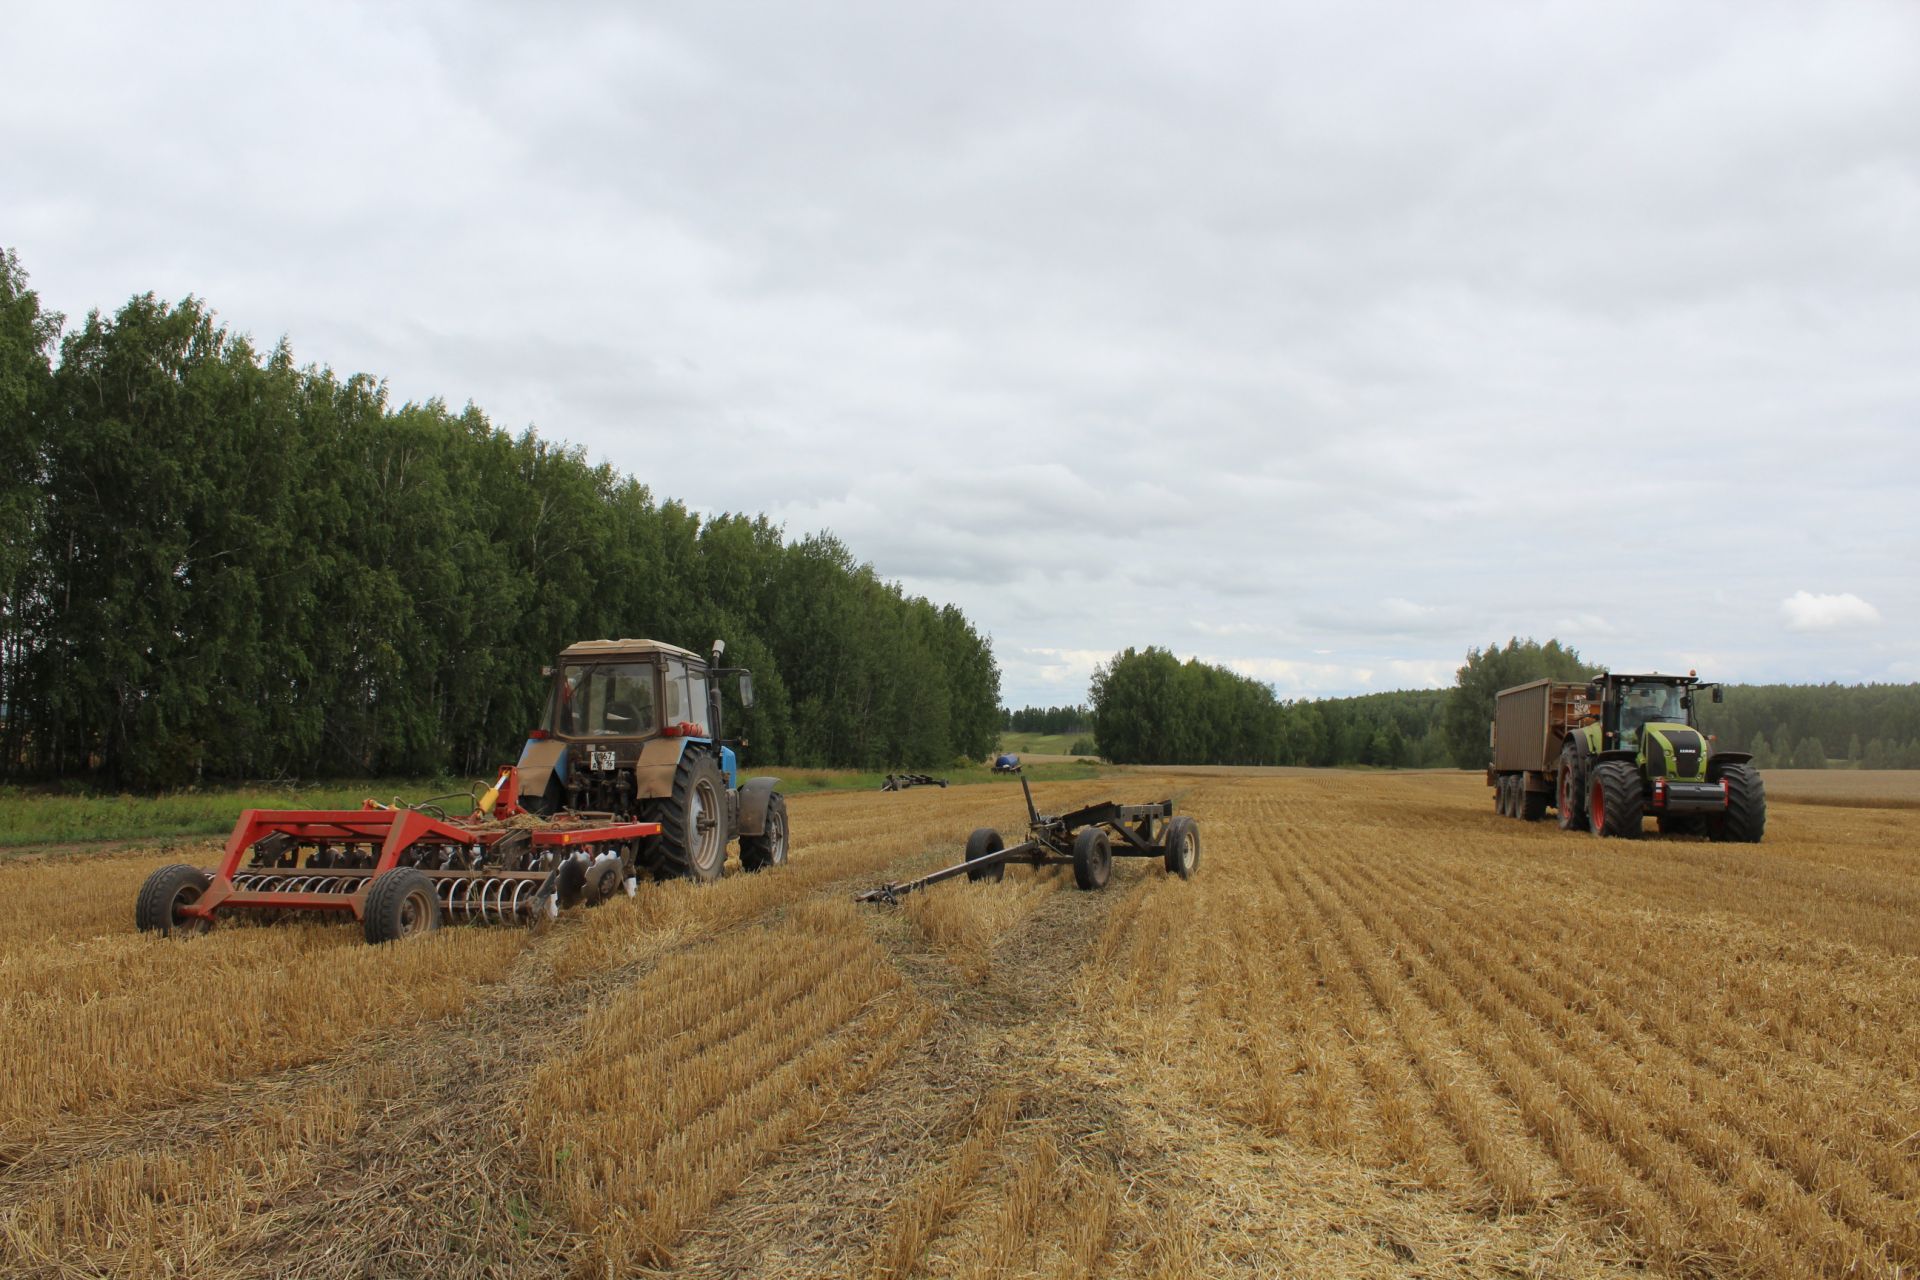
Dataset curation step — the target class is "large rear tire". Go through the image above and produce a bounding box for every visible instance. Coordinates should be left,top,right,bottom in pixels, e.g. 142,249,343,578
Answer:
964,828,1006,882
1556,748,1585,831
1162,815,1200,878
740,793,789,871
136,864,213,936
1071,828,1112,891
1588,762,1644,839
363,867,441,944
1710,764,1767,843
655,751,727,882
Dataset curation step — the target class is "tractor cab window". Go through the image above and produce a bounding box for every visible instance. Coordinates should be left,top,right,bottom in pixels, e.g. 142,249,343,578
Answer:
1617,681,1684,748
558,662,657,737
662,660,686,726
687,668,710,734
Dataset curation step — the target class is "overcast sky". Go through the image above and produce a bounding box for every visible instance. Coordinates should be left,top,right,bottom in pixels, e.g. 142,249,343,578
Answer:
8,2,1918,707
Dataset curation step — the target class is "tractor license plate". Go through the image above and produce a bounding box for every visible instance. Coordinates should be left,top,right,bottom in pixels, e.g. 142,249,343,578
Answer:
590,750,617,772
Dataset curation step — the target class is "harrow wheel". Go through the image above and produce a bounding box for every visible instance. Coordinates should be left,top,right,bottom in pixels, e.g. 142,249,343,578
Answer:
364,867,442,944
1072,828,1112,891
136,864,213,937
740,793,789,872
963,828,1005,882
1162,815,1200,879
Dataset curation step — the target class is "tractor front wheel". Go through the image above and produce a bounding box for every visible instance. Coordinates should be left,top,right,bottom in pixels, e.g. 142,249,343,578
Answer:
1588,762,1644,839
740,793,789,871
1709,764,1767,843
136,864,213,937
364,867,442,944
1072,828,1112,891
656,751,727,882
1162,815,1200,879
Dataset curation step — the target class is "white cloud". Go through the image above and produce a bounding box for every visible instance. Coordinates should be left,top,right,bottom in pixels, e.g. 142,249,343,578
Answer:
1780,591,1883,632
8,3,1919,708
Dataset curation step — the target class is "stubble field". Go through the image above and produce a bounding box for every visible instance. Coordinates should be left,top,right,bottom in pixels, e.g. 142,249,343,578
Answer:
2,769,1917,1278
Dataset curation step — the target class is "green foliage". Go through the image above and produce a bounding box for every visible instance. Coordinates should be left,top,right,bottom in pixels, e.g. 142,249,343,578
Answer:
1698,684,1920,770
1086,648,1455,768
1443,638,1600,768
0,258,1000,786
1002,704,1090,735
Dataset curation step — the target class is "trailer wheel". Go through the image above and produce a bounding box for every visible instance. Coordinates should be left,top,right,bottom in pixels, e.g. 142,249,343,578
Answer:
1588,763,1643,839
655,751,727,882
1556,749,1585,830
1163,815,1200,879
1071,828,1112,891
1520,784,1548,822
1708,764,1767,844
964,828,1005,882
136,864,213,936
364,867,442,944
740,793,789,871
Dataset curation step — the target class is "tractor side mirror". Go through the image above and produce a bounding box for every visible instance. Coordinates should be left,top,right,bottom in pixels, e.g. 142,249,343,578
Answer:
541,666,554,677
1711,686,1723,704
738,673,755,709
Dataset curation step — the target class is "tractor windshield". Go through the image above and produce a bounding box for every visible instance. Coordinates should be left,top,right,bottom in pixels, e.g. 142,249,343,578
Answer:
1617,681,1685,747
557,662,658,738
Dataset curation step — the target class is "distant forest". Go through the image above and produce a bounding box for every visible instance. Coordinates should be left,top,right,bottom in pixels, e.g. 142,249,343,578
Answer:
1000,705,1091,735
1081,640,1920,769
0,250,1000,787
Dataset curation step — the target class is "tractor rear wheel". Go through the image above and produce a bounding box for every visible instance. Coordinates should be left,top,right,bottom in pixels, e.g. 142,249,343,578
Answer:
1556,749,1584,830
1588,763,1644,839
655,751,727,882
1071,828,1112,891
363,867,441,944
964,828,1006,882
740,793,789,871
136,864,213,936
1709,764,1767,843
1163,815,1200,878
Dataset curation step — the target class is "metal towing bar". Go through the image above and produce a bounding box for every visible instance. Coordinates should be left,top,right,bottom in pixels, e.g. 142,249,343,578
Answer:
856,777,1199,904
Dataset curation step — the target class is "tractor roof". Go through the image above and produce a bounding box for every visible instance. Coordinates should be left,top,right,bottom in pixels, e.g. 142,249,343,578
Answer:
557,638,703,663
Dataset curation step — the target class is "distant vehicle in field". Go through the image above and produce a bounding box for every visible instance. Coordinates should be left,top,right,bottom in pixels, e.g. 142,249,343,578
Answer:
992,753,1022,774
1488,671,1764,841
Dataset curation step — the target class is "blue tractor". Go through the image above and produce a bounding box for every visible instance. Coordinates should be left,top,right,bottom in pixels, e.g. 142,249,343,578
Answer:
514,638,787,881
992,752,1022,774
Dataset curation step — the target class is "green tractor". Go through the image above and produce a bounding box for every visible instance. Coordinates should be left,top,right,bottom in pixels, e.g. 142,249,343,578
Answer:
1554,672,1765,841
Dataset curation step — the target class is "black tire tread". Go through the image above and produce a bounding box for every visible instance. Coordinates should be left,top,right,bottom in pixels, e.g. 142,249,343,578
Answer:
1162,815,1200,878
964,828,1006,883
1590,761,1644,839
1713,763,1767,843
740,793,789,872
136,864,212,936
364,867,441,944
653,751,727,882
1071,828,1111,891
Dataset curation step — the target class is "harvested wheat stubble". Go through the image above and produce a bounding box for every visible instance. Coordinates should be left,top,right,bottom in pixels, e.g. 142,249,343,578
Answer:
4,772,1919,1278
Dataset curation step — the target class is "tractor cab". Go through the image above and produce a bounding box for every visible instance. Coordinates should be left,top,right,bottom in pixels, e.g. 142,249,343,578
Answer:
1583,672,1723,782
517,639,757,819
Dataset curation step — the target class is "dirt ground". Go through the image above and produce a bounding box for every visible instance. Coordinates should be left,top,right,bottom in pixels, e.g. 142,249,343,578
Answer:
2,769,1916,1278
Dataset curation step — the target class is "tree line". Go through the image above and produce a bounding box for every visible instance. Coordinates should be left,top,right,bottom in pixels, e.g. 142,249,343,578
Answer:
1000,704,1091,735
1086,647,1455,768
1086,638,1920,769
0,250,1001,788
